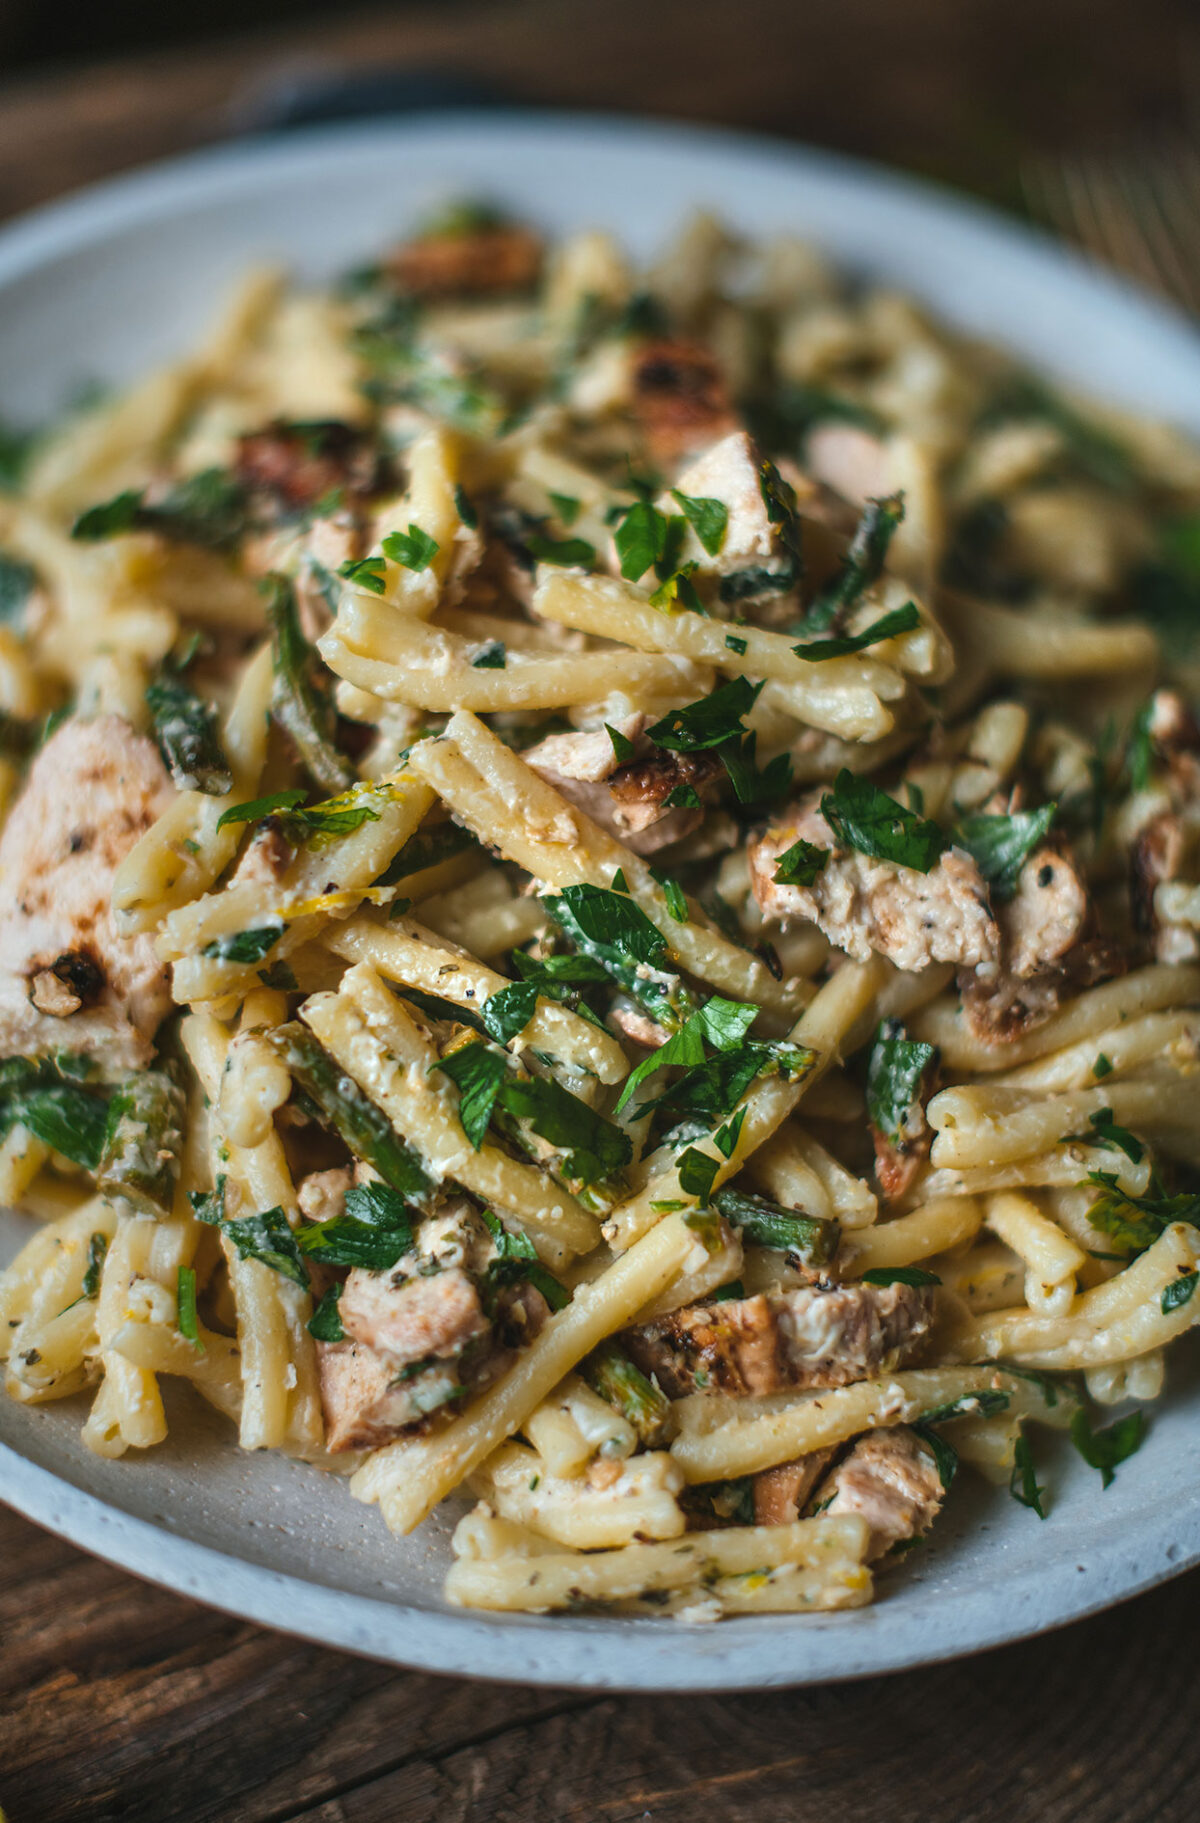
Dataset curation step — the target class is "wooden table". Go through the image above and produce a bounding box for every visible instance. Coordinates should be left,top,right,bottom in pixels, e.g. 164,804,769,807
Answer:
3,4,1200,1818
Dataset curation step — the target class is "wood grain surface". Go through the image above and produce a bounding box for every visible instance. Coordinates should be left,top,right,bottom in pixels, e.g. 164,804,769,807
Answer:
3,4,1200,1819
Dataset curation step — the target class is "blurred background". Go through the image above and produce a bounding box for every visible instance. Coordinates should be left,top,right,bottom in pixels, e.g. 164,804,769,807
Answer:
1,0,1199,245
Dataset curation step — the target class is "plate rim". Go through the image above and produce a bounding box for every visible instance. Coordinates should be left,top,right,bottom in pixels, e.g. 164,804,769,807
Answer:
1,108,1198,1689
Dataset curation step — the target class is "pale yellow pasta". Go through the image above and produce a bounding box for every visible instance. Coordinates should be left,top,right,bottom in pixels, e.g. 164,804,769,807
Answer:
471,1439,685,1547
350,1209,701,1535
445,1511,872,1613
523,1373,637,1477
843,1195,982,1274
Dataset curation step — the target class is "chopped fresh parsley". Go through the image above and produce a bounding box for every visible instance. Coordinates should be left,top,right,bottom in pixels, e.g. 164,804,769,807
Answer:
543,882,667,967
81,1231,108,1300
670,489,728,556
663,783,701,809
1162,1270,1198,1315
606,723,636,763
820,770,945,873
614,994,759,1115
382,524,440,572
526,533,595,567
651,868,687,923
798,492,904,634
434,1042,508,1149
202,922,284,966
176,1265,202,1347
1069,1407,1145,1489
793,600,920,661
861,1265,941,1287
771,837,828,887
548,491,581,526
677,1146,720,1202
725,633,747,656
866,1019,938,1145
1009,1433,1046,1518
471,640,507,669
307,1282,345,1341
297,1181,414,1270
648,561,703,613
713,1107,746,1158
954,803,1056,901
192,1192,309,1289
480,980,540,1045
481,1210,569,1312
1084,1108,1145,1164
453,484,479,528
647,676,761,752
1085,1172,1200,1255
613,499,673,582
1092,1054,1114,1080
497,1072,631,1186
338,555,387,594
216,789,307,831
73,468,250,551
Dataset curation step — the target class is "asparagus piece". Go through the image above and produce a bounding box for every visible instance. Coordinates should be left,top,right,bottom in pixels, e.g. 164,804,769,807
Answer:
97,1070,186,1216
583,1343,673,1446
262,572,354,794
712,1185,841,1268
145,675,233,796
267,1020,432,1205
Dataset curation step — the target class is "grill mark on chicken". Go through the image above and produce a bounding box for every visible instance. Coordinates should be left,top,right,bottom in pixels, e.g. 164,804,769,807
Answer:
623,1280,934,1400
631,338,738,467
387,225,543,300
235,419,388,517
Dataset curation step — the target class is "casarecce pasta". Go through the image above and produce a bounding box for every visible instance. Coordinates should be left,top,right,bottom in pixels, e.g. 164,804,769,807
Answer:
1,198,1198,1621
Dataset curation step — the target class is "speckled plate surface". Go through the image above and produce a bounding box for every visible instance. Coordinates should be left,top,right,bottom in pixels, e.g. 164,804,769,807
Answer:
2,114,1199,1689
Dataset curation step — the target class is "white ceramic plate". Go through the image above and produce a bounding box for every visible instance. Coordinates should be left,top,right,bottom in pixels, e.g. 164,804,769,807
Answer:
2,114,1198,1690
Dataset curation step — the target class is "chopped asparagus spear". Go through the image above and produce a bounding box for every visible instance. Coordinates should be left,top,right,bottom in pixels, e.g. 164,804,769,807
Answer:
145,675,233,796
267,1020,431,1205
262,572,354,793
712,1185,841,1267
583,1343,673,1446
97,1071,186,1216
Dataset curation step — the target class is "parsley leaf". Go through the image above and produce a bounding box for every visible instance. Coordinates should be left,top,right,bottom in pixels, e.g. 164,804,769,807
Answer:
954,803,1056,901
1085,1173,1200,1255
204,1201,308,1289
543,883,666,966
725,633,747,655
1070,1407,1145,1488
613,499,672,581
771,837,828,887
498,1073,632,1186
216,789,307,832
471,640,507,669
526,533,596,567
176,1265,202,1347
1085,1108,1145,1164
614,994,759,1115
1009,1433,1047,1517
308,1282,345,1341
202,922,283,966
663,783,701,809
677,1147,720,1202
606,723,635,763
866,1020,938,1145
548,492,581,526
651,868,687,923
670,489,728,556
861,1265,941,1287
382,524,440,572
793,600,920,661
480,981,540,1045
647,675,761,752
481,1210,570,1311
1162,1270,1198,1315
820,770,945,873
297,1181,414,1269
434,1043,508,1149
338,555,387,594
799,492,904,634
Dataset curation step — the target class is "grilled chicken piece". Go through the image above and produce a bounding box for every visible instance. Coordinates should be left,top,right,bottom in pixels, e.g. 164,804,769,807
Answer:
236,419,388,517
664,430,793,579
749,799,999,973
315,1196,549,1452
386,223,543,299
623,1279,934,1400
0,715,173,1070
753,1449,836,1525
631,338,739,468
961,831,1124,1044
869,1020,940,1202
523,721,719,855
804,423,893,508
810,1426,944,1559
